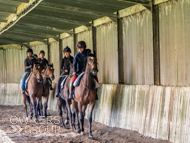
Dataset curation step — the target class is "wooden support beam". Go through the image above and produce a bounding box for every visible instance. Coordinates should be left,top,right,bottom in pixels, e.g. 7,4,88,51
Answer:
116,11,124,84
152,5,160,85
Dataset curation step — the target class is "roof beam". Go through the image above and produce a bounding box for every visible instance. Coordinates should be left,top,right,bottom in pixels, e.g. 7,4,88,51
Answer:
39,2,115,18
19,16,79,30
0,33,45,43
26,14,89,26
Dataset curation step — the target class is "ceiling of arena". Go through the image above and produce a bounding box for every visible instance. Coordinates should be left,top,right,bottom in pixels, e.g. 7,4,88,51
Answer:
0,0,151,45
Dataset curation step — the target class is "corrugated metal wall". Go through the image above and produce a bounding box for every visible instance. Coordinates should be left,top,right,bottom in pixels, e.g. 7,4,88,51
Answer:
122,10,154,85
0,50,4,83
49,41,60,82
31,44,48,60
61,36,75,57
96,22,119,84
6,48,27,83
159,0,190,86
76,30,93,54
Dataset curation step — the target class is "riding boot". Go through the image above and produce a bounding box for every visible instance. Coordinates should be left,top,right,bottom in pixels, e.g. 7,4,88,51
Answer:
95,89,98,100
49,79,53,90
69,81,75,100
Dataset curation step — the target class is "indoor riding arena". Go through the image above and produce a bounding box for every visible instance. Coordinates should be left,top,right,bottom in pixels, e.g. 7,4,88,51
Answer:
0,0,189,143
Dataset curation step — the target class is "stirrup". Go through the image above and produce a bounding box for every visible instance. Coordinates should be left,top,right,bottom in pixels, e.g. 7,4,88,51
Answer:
55,93,59,97
69,93,73,100
22,90,25,94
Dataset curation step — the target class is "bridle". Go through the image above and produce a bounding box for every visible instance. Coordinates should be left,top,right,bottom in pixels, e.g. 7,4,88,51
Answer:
32,73,42,83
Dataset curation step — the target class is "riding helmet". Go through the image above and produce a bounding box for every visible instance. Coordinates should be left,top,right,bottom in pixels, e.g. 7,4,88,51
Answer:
26,48,33,54
63,46,71,53
77,41,86,49
39,50,45,55
33,54,37,57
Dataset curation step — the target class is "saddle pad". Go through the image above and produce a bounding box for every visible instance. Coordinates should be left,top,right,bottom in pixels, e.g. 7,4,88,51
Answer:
93,79,99,89
73,72,85,87
61,75,68,90
25,73,32,89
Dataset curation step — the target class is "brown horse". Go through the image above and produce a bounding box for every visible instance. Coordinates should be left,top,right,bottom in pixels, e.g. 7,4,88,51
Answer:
38,64,55,117
57,64,78,130
25,64,43,122
72,54,98,138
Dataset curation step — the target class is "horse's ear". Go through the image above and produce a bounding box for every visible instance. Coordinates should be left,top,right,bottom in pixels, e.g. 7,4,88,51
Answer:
94,50,96,58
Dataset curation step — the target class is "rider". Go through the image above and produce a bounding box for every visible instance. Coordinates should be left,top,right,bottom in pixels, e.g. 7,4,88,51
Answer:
20,48,37,94
55,46,74,97
69,41,98,100
37,50,53,90
33,54,38,60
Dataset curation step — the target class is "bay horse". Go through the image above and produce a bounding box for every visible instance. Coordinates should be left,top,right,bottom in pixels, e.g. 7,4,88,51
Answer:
71,53,98,138
25,64,43,122
38,64,55,117
57,64,78,130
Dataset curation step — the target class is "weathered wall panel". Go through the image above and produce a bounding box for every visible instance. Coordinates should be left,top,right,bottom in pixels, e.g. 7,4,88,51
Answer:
1,83,190,143
6,48,27,83
76,30,93,54
49,41,60,82
31,44,48,60
61,36,75,57
159,0,190,86
96,22,119,84
122,10,154,85
0,50,4,83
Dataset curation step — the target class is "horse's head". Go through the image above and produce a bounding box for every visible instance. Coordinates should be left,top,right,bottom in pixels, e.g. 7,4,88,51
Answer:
87,53,98,76
44,63,55,80
33,64,42,81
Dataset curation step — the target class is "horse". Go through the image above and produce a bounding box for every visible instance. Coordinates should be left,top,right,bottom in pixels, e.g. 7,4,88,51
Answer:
38,64,55,117
25,64,43,122
57,63,78,130
71,53,98,138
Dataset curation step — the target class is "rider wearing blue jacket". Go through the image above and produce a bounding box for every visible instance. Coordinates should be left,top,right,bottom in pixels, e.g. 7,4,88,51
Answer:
69,41,98,100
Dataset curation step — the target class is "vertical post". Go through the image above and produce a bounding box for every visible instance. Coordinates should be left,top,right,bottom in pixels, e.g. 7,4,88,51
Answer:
73,28,76,55
3,49,7,83
152,4,160,85
47,38,50,64
117,11,124,84
59,34,63,75
92,21,97,53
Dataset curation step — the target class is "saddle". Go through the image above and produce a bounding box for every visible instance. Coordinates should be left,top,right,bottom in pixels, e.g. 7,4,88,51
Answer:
25,73,32,89
60,75,68,90
73,72,99,89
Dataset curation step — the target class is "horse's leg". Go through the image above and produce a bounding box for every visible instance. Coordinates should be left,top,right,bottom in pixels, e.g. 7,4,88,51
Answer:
57,96,66,128
65,106,69,125
66,99,74,129
22,93,28,118
88,102,95,138
39,101,43,116
30,101,33,119
43,95,48,117
34,97,39,122
72,100,80,133
78,102,84,135
30,97,35,120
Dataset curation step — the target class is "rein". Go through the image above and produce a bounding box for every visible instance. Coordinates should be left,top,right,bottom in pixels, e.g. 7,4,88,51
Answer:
32,74,42,83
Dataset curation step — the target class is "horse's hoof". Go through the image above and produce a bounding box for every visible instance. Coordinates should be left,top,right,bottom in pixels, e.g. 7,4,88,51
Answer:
76,129,81,133
81,131,85,135
64,120,69,125
34,118,38,123
62,124,66,129
89,134,93,138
